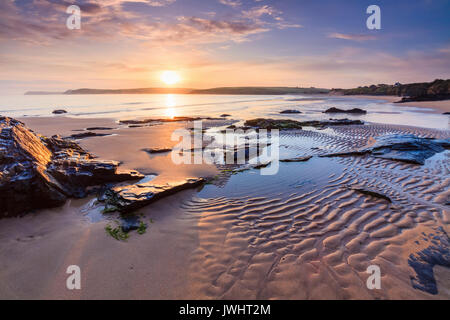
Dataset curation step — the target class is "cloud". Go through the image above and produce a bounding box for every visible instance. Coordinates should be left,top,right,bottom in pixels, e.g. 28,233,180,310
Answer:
100,0,175,6
242,5,279,20
0,0,276,45
218,0,242,8
328,33,378,41
143,0,176,7
241,5,301,30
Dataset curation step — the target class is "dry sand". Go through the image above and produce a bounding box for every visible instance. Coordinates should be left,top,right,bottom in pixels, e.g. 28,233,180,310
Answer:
0,116,449,300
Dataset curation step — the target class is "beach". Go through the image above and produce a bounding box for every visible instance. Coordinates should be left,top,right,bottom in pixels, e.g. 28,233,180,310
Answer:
0,94,449,300
343,95,450,114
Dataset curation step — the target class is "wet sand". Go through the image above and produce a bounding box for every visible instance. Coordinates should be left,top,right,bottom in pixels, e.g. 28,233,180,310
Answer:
19,116,219,183
0,115,449,300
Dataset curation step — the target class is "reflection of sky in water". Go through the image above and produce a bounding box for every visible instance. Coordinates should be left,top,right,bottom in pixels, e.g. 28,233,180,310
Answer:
0,93,448,129
198,157,343,199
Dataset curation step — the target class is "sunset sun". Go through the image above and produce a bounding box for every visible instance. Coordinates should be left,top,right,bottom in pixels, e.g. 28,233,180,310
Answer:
161,71,181,85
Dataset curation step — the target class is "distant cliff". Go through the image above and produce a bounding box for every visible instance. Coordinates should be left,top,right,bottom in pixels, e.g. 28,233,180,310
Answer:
25,86,329,96
63,88,193,94
190,87,329,95
330,79,450,102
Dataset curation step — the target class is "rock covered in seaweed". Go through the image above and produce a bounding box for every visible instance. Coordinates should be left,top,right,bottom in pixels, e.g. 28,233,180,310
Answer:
243,118,363,130
0,116,143,217
66,131,112,139
280,110,302,114
324,107,367,114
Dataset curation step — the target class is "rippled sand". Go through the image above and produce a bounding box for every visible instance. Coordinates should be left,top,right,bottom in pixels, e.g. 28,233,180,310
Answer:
0,118,448,299
184,123,450,299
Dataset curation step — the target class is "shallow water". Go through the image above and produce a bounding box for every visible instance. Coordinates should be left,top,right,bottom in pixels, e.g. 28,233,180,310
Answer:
183,124,450,299
0,93,448,129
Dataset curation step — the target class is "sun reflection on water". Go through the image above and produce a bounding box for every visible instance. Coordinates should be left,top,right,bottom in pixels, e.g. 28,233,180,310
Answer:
164,94,177,119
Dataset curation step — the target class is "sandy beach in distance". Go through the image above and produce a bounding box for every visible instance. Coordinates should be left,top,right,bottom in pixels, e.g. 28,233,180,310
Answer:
0,93,449,300
343,95,450,114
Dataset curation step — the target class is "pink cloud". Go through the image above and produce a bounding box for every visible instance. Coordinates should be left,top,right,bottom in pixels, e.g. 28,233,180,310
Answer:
328,33,378,41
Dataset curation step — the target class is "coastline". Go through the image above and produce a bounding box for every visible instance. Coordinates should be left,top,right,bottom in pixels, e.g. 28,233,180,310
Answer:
340,95,450,114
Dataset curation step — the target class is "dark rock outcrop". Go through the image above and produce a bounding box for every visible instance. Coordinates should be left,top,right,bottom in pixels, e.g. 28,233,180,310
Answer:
324,107,367,114
321,134,450,165
303,119,364,127
52,109,67,114
67,131,111,139
142,148,172,154
104,178,205,213
408,227,450,295
243,118,363,130
444,112,450,115
220,114,231,117
365,134,449,164
0,116,143,217
244,119,304,130
280,156,312,162
280,110,302,114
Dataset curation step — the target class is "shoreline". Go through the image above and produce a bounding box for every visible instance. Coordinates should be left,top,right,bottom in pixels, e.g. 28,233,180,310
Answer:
340,94,450,114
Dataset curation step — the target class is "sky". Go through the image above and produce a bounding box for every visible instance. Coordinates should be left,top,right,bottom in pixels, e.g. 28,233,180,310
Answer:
0,0,449,93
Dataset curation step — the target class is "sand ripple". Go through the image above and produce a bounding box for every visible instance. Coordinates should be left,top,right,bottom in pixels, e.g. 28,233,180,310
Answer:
182,123,450,299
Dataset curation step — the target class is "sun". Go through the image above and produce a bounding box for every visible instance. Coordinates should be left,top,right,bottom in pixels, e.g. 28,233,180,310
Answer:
161,71,181,85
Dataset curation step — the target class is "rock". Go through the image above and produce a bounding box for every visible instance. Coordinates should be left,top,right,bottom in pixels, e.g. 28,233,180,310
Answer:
443,112,450,115
67,132,111,139
280,156,312,162
351,187,392,203
220,114,231,117
120,215,143,233
244,119,303,130
320,151,369,158
0,116,143,217
367,134,449,164
280,110,302,114
408,227,450,295
52,109,67,114
243,118,363,130
142,148,172,154
304,119,364,127
324,107,367,114
105,178,205,213
254,162,271,169
322,134,450,165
